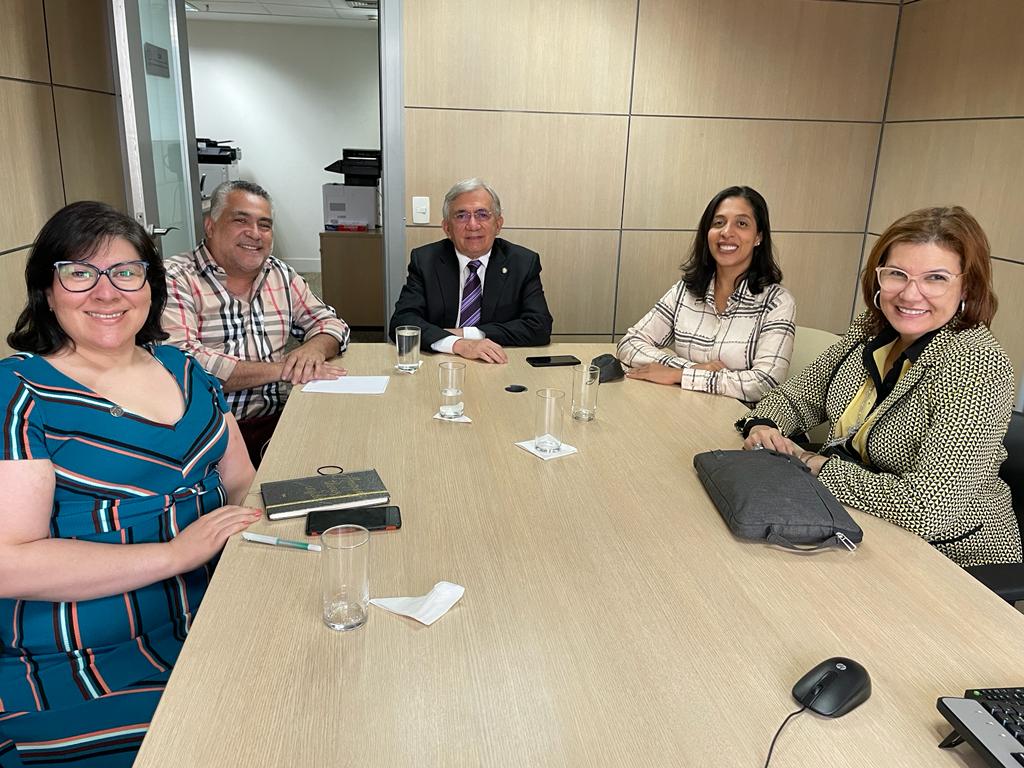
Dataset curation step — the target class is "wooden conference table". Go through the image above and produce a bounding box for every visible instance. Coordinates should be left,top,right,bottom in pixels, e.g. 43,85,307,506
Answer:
135,344,1024,768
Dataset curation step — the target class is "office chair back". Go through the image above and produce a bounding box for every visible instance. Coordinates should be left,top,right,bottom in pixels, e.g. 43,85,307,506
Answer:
966,411,1024,602
788,326,841,445
1001,411,1024,524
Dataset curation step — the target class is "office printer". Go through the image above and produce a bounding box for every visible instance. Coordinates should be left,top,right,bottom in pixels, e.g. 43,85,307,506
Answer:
197,138,241,199
323,148,382,230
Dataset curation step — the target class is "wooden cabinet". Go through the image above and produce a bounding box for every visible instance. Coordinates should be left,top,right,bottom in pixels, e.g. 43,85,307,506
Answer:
319,231,384,330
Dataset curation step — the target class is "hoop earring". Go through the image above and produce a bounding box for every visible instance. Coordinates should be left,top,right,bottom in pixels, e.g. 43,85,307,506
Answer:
960,299,966,314
873,290,881,310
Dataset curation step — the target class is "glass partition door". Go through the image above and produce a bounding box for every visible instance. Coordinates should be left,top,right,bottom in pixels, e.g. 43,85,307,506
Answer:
112,0,199,257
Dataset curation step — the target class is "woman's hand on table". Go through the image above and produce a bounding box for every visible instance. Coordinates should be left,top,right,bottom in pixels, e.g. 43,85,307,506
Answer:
624,362,683,385
168,505,262,573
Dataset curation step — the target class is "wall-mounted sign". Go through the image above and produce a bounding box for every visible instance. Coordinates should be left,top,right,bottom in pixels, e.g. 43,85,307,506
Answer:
144,43,170,78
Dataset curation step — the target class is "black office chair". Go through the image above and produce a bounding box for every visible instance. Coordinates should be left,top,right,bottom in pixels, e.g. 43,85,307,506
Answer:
966,411,1024,602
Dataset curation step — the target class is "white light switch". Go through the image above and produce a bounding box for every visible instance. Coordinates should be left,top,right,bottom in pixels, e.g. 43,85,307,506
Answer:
412,196,430,224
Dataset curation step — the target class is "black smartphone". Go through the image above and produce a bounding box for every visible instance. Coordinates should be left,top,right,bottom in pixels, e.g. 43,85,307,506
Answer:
525,355,581,367
305,506,402,536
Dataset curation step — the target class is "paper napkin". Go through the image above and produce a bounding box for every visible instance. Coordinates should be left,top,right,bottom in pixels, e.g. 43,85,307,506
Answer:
515,439,578,460
433,412,473,423
370,581,465,626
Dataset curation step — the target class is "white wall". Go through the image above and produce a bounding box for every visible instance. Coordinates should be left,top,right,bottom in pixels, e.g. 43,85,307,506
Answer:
187,20,380,272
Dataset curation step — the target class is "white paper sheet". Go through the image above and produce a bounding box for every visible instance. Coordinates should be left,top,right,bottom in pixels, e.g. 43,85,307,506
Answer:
303,376,390,395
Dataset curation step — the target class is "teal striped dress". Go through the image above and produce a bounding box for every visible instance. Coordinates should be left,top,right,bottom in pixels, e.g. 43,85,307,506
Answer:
0,345,231,767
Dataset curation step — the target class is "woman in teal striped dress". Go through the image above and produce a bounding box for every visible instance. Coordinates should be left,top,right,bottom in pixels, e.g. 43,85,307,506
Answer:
0,202,259,767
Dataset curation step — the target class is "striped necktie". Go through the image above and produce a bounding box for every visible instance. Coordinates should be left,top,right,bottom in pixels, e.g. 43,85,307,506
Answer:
459,259,483,327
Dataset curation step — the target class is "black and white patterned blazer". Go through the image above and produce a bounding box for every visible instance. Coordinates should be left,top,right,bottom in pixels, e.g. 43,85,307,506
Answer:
742,311,1019,567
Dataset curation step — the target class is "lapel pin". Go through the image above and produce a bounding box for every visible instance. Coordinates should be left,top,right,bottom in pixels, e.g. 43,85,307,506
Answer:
502,266,508,274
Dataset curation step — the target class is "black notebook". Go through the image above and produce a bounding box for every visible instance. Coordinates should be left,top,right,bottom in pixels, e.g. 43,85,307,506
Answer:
261,469,390,520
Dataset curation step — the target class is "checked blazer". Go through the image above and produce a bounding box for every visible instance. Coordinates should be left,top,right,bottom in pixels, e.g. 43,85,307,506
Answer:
742,311,1019,568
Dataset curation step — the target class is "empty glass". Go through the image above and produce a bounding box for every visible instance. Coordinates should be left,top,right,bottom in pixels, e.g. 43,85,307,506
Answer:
571,364,600,422
320,524,370,631
535,388,565,453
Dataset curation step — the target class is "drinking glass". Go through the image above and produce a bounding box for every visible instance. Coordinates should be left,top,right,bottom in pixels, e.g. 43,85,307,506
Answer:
535,388,565,453
571,364,600,422
395,325,421,372
320,524,370,631
438,361,466,419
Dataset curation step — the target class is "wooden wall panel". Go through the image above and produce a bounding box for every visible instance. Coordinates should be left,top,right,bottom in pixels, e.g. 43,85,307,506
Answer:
0,80,64,252
0,248,30,357
550,335,614,343
0,0,49,81
54,87,126,209
633,0,896,120
405,109,628,229
403,0,636,114
503,229,618,335
616,231,861,336
402,227,618,335
623,117,879,231
870,120,1024,264
991,259,1024,377
44,0,115,93
888,0,1024,120
615,231,692,335
772,233,862,335
404,226,442,260
852,234,879,319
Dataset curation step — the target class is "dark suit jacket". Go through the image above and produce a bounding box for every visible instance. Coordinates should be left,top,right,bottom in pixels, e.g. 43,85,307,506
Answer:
388,238,553,348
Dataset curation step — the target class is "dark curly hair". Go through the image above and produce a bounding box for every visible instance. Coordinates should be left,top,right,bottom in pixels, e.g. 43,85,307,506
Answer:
681,186,782,298
7,201,169,354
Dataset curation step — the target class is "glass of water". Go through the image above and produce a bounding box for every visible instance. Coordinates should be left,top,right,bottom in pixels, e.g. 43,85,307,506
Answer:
438,361,466,419
535,388,565,453
320,524,370,631
395,325,421,372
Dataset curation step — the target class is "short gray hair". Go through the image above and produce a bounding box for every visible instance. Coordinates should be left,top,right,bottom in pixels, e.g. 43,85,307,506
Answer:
442,178,502,220
208,180,273,221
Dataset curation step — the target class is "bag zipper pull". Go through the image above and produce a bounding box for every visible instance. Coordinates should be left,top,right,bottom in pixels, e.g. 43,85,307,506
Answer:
836,532,857,552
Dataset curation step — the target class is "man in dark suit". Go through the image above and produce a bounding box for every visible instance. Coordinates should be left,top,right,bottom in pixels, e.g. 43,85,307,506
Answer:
389,178,553,364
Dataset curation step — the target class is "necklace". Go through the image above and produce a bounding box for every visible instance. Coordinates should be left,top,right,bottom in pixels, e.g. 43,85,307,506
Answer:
823,378,877,451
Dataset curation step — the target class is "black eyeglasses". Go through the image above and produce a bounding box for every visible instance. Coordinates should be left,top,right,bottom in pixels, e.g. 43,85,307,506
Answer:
53,261,150,292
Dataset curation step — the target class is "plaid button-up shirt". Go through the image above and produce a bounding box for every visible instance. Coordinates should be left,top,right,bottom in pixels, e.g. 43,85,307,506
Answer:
616,277,795,404
162,244,349,420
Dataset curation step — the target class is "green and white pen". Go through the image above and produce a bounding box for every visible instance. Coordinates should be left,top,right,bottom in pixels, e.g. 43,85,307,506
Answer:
242,531,321,552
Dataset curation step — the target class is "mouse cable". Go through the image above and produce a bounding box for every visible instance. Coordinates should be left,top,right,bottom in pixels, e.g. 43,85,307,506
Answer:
763,704,807,768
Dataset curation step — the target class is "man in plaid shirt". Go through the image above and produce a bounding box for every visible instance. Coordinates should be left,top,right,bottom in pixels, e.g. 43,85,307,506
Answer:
162,180,349,466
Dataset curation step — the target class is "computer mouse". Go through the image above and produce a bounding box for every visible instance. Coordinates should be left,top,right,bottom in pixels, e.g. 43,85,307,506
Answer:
792,657,871,717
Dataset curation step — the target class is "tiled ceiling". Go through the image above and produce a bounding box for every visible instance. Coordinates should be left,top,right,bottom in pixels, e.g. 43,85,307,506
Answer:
185,0,378,26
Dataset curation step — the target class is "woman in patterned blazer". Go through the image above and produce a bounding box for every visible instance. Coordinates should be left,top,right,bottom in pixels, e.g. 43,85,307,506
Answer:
0,202,260,767
737,206,1018,568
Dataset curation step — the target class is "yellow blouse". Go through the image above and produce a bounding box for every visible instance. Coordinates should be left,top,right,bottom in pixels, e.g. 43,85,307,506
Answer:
832,339,911,463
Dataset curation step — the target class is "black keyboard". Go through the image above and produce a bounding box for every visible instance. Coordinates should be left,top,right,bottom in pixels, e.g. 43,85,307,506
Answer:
938,689,1024,766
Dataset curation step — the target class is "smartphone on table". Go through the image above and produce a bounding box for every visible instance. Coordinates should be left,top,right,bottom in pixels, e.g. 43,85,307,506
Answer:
305,506,402,536
525,355,581,367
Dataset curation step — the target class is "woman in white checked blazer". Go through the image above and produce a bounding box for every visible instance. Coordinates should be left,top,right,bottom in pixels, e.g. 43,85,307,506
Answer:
739,206,1018,568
